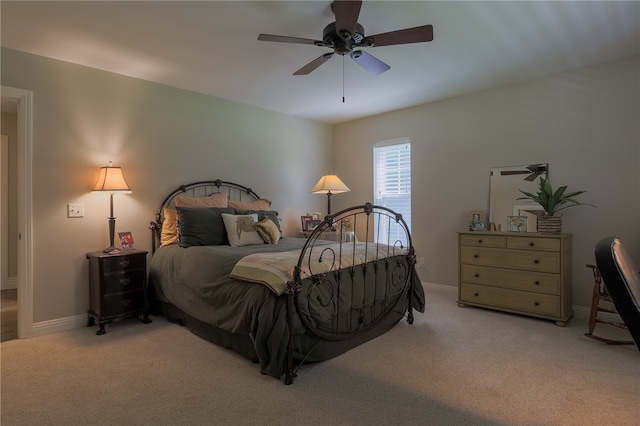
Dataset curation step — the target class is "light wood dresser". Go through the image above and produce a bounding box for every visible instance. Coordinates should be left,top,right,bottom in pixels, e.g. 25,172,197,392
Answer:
458,231,573,326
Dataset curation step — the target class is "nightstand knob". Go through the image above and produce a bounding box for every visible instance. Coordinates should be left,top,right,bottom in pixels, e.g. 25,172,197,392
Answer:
534,259,539,264
119,259,130,268
534,280,540,285
529,242,535,247
474,292,479,297
475,274,479,278
477,239,483,243
534,301,540,306
120,278,130,286
474,254,479,258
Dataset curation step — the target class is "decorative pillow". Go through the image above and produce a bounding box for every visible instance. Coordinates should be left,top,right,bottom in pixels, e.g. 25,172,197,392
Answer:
221,213,265,247
177,207,235,247
174,192,228,208
160,207,178,246
235,209,282,233
228,198,271,211
256,218,281,244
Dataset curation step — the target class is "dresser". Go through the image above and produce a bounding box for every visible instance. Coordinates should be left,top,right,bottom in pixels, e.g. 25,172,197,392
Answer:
458,232,572,326
86,250,151,334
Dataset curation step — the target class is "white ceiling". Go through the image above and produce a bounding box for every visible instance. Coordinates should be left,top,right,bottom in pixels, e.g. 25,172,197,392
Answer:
2,1,639,123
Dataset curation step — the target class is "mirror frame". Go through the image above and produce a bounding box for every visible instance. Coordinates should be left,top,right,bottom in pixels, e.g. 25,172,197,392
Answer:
489,163,548,231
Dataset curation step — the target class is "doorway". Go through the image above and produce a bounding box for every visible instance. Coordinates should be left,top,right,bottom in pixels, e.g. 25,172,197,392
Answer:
1,131,17,341
1,86,33,339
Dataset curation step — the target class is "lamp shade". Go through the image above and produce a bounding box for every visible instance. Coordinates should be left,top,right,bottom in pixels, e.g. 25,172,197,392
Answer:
311,174,350,195
92,161,131,193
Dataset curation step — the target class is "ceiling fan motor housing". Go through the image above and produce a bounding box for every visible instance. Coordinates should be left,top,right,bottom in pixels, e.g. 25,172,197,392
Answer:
322,22,370,55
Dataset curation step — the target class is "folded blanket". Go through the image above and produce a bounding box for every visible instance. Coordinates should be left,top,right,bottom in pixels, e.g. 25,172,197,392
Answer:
230,242,407,295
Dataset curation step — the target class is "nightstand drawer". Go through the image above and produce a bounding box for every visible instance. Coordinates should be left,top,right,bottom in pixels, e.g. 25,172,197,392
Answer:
102,254,145,273
101,291,145,317
103,270,145,295
460,283,561,317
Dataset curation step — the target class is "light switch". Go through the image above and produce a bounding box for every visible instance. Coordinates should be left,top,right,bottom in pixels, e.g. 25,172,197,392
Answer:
67,203,84,218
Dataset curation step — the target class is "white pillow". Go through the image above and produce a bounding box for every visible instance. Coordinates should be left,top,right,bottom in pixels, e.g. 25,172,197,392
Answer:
221,213,264,247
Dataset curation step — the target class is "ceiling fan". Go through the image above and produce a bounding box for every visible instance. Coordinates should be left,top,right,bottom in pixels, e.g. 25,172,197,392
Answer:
500,164,548,181
257,0,434,76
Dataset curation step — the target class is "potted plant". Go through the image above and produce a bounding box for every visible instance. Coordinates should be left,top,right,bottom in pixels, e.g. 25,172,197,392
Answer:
517,178,594,233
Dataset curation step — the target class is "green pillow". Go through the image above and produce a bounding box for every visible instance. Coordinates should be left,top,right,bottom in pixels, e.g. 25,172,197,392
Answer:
177,207,235,247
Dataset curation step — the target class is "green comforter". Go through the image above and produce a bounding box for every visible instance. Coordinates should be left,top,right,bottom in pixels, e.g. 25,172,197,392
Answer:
148,238,425,378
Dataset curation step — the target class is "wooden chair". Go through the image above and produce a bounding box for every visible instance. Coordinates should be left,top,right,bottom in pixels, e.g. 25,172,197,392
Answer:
584,263,633,345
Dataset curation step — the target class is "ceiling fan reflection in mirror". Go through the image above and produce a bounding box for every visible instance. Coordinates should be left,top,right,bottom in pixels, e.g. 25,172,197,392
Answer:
257,0,434,77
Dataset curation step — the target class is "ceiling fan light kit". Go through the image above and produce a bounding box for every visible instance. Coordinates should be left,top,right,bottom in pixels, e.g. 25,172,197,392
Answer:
258,0,434,76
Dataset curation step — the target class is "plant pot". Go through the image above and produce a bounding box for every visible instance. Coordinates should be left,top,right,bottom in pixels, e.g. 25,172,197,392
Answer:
537,214,562,234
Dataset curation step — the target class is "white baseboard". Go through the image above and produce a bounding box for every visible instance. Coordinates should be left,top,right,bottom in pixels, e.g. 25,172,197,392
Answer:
2,276,17,290
31,314,88,338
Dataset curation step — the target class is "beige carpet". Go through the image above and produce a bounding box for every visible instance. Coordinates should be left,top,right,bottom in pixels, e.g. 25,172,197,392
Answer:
1,285,638,425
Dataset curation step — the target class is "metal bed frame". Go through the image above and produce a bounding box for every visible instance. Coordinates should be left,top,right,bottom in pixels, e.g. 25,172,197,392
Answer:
149,179,418,384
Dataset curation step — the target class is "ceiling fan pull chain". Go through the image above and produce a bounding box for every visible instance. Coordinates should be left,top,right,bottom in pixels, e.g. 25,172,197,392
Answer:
342,56,345,103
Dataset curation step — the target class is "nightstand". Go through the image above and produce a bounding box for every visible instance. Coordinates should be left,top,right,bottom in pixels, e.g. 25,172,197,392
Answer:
86,249,151,335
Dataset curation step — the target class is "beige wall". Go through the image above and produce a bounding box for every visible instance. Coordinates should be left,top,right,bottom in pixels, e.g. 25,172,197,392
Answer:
0,111,17,282
333,56,640,308
1,48,333,323
2,46,639,326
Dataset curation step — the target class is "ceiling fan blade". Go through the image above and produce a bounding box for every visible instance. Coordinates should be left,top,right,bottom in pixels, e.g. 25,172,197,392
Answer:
368,25,434,47
258,34,324,46
332,0,362,40
350,50,390,76
293,53,335,75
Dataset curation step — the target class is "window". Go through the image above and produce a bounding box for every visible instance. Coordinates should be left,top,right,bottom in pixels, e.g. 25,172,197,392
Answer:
373,138,411,246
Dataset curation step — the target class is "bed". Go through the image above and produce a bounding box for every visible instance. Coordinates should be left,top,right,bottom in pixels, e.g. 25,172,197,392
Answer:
148,179,425,384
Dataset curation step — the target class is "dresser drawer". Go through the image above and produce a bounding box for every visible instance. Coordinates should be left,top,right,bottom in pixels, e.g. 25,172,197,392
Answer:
460,283,561,317
460,246,560,273
102,254,145,274
460,264,561,294
103,270,145,295
460,234,506,248
507,236,560,252
101,291,145,318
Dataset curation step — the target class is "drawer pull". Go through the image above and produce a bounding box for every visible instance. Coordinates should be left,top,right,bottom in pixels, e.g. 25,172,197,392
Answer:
529,242,535,247
474,254,479,258
474,292,479,297
534,259,540,264
121,299,131,307
534,301,540,306
475,274,480,278
534,280,540,285
120,278,130,287
477,239,483,244
119,259,130,268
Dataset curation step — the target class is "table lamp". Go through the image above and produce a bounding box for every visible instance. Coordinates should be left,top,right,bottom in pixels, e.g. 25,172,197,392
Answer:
92,161,131,253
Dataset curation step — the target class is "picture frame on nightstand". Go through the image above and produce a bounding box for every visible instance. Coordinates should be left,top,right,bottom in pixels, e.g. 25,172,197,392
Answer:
301,216,321,231
118,231,135,250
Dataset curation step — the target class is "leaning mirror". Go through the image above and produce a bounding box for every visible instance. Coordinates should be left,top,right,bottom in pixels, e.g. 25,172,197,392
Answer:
489,164,548,231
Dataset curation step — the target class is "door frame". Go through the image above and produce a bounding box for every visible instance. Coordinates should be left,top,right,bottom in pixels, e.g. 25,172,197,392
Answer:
1,135,8,291
2,86,33,338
